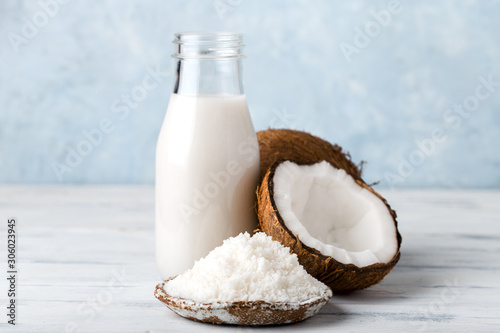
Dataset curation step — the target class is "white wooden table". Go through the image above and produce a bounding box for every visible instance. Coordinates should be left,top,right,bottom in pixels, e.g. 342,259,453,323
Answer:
0,186,499,332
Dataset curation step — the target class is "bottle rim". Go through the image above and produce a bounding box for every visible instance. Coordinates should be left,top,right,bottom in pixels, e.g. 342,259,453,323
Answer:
172,31,245,60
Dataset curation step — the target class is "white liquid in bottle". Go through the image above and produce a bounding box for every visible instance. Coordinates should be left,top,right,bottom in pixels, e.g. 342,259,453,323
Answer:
156,93,260,279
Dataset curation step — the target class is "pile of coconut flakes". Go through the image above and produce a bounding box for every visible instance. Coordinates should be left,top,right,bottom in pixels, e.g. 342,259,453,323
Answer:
164,232,332,303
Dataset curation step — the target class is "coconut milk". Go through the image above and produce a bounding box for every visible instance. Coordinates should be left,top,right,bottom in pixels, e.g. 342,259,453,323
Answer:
156,93,260,279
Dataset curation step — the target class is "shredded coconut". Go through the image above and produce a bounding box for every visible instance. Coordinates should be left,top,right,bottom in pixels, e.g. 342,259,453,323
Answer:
164,232,332,303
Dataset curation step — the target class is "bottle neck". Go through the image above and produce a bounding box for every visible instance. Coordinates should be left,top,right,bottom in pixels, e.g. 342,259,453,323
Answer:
173,58,244,95
171,32,245,96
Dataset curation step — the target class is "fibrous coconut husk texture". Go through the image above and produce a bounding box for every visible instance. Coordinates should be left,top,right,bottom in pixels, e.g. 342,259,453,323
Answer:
257,129,363,182
256,130,402,294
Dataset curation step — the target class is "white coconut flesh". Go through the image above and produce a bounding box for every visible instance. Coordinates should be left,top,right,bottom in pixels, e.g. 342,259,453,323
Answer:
272,161,398,268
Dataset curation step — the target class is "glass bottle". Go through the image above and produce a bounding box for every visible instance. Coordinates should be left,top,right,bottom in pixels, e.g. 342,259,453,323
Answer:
155,32,260,279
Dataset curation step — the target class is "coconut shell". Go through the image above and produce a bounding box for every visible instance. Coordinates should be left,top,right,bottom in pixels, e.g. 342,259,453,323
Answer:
257,159,402,294
257,129,363,182
155,278,332,325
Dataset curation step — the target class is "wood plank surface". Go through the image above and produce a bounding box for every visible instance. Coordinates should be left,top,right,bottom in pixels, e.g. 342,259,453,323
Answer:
0,186,498,332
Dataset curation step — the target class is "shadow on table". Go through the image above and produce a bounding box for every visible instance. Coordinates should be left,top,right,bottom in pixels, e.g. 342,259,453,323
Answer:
339,244,461,305
168,301,349,332
184,301,348,331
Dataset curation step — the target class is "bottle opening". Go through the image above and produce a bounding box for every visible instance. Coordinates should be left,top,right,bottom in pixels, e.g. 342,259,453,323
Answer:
173,32,245,59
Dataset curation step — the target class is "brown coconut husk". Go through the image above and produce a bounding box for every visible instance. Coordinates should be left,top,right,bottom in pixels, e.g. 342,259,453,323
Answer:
257,129,363,182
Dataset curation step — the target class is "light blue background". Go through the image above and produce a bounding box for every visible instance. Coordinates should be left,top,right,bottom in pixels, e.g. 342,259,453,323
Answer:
1,0,499,187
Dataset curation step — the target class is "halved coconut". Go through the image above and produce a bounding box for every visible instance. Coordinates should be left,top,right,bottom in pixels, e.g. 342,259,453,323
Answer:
258,160,401,293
